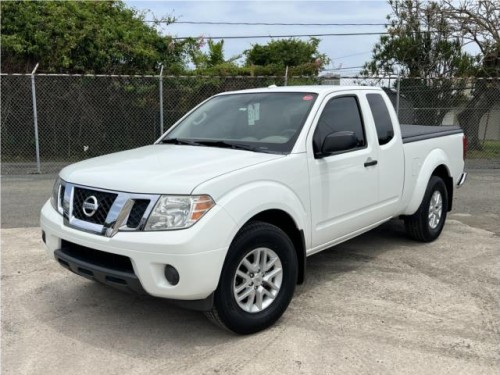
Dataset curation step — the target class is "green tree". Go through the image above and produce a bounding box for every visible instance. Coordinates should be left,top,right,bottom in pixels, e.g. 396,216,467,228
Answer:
0,0,193,74
364,0,499,149
245,38,330,76
362,0,477,134
363,0,476,78
441,0,499,75
440,0,500,150
189,39,240,71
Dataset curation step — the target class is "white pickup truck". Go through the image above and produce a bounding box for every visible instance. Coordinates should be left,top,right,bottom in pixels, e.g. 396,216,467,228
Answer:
41,86,467,334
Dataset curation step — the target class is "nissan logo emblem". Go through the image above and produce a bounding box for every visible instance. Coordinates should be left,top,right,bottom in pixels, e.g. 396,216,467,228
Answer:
82,196,99,217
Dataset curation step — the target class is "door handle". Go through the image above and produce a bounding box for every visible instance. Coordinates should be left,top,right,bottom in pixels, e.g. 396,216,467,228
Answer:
364,159,378,167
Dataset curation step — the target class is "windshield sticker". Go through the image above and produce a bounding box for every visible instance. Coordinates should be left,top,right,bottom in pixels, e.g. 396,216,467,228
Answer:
303,95,314,101
247,103,260,126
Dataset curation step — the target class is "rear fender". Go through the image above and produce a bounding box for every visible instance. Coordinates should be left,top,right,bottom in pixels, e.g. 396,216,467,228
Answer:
403,149,451,215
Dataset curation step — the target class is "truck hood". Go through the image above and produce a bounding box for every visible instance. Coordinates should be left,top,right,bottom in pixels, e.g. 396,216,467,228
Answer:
60,145,283,194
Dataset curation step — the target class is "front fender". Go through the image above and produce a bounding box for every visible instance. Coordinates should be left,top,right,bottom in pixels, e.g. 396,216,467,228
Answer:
403,148,451,215
216,181,310,247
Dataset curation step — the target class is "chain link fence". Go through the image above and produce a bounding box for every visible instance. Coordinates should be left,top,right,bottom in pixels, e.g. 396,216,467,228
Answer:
1,75,36,174
1,74,499,174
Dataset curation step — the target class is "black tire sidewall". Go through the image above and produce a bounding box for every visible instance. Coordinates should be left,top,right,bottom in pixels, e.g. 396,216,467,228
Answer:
214,222,298,334
421,176,448,240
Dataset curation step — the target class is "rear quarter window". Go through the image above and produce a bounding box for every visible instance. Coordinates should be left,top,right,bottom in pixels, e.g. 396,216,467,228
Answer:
367,93,394,145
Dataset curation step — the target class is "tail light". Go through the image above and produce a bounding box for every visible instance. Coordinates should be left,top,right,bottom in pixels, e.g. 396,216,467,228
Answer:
463,135,467,160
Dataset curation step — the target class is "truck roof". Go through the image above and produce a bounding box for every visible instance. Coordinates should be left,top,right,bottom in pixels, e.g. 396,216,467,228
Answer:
218,85,384,96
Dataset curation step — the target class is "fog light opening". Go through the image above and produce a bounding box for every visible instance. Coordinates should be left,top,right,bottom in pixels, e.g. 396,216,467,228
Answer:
164,265,179,285
42,230,46,244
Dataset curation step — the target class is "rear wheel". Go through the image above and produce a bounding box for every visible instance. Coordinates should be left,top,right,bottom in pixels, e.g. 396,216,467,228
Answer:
205,221,298,334
405,176,448,242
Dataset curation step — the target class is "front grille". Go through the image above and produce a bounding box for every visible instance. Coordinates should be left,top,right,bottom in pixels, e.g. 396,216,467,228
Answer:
61,240,134,273
72,187,117,224
62,182,158,236
126,200,150,228
59,184,66,209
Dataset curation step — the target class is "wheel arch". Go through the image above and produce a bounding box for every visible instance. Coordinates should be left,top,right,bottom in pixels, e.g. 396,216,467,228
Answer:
244,209,306,285
403,148,453,215
431,164,453,211
214,181,308,284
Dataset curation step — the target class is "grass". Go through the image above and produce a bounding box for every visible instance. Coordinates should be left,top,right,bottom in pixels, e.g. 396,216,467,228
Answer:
467,140,500,159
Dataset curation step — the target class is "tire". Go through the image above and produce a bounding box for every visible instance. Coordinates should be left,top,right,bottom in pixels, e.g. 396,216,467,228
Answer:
404,176,448,242
205,221,298,334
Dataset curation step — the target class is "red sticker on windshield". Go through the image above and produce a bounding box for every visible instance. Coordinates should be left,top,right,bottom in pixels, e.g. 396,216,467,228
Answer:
303,95,313,101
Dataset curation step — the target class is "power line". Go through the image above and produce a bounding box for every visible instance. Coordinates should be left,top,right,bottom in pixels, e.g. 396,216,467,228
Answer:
323,66,365,71
171,32,389,40
331,51,372,60
146,20,387,26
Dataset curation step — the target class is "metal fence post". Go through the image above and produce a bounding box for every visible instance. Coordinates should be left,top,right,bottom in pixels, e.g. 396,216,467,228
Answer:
284,66,288,86
396,73,401,120
159,64,164,136
31,63,41,174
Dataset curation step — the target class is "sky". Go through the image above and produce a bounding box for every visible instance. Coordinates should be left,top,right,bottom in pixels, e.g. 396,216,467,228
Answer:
125,0,392,75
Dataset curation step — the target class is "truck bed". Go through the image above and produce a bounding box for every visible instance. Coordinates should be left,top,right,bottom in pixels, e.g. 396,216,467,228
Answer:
401,125,463,144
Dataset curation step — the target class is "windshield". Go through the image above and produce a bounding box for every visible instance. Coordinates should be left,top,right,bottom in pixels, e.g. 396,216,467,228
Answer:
163,92,318,153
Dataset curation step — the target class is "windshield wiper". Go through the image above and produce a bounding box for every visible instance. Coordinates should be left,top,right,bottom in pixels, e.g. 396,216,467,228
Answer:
194,140,274,153
160,138,202,146
161,138,275,153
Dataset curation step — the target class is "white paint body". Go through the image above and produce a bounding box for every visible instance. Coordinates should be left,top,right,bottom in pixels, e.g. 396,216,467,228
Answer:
41,86,465,300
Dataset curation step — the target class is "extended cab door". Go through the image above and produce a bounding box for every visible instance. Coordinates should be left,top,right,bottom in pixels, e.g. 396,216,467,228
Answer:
307,93,380,251
365,92,404,218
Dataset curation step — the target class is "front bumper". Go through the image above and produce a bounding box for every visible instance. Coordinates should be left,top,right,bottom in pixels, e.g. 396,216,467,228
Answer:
54,247,146,294
41,200,237,301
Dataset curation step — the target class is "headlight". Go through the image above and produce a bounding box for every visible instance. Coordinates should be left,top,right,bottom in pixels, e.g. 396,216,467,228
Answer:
144,195,215,231
50,177,65,215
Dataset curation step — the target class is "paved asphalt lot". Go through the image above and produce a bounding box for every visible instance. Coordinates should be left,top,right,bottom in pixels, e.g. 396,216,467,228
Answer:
1,169,499,374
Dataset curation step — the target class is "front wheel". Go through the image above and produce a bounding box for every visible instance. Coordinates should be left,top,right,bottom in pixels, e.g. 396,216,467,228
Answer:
404,176,448,242
205,221,298,334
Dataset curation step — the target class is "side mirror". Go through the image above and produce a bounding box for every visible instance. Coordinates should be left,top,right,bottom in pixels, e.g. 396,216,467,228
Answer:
319,131,358,156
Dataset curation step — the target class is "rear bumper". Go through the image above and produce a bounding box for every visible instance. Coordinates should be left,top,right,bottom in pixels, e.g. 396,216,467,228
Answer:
457,172,467,188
